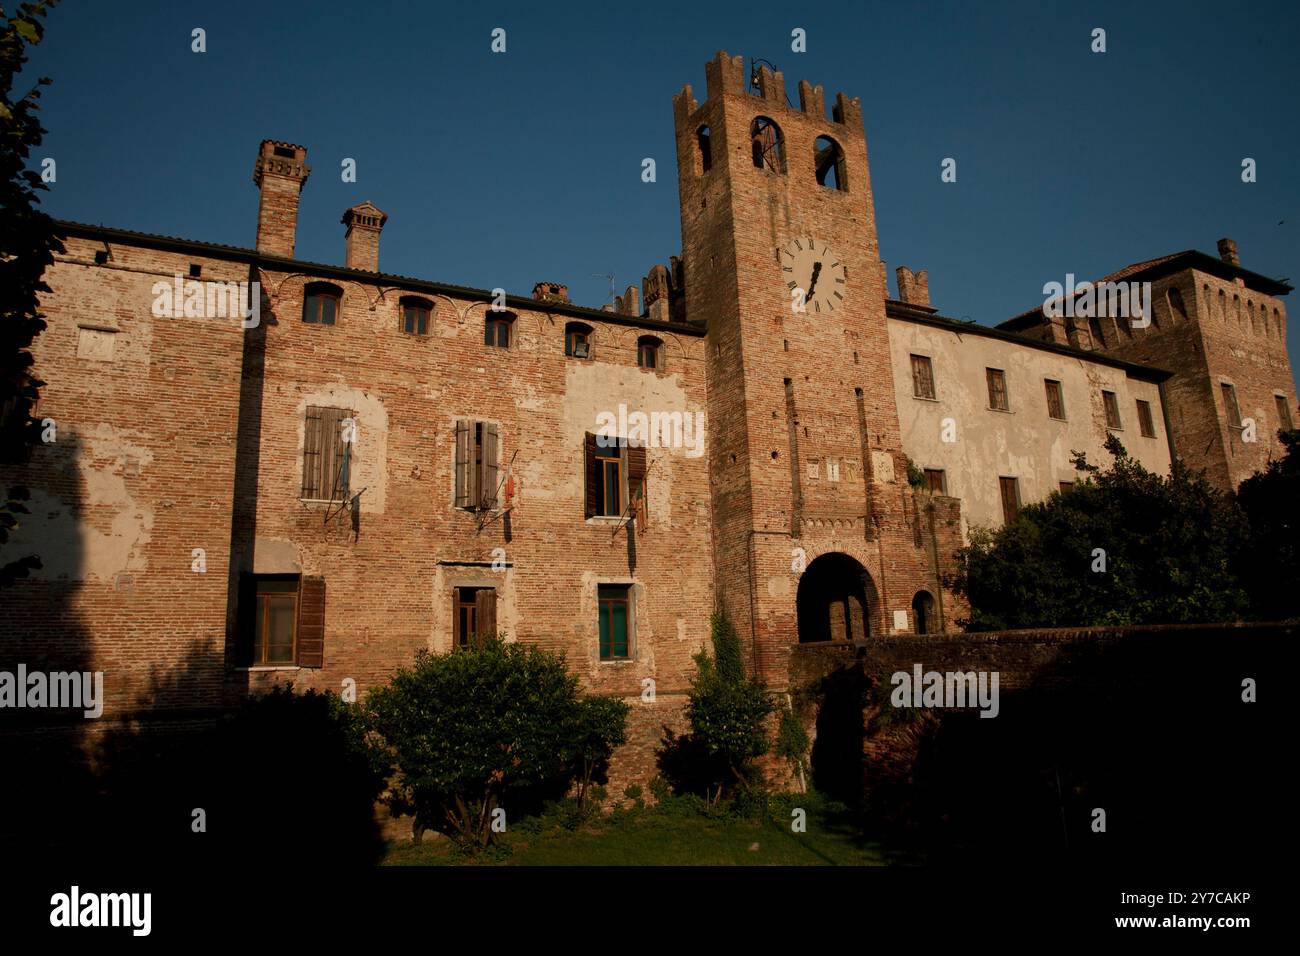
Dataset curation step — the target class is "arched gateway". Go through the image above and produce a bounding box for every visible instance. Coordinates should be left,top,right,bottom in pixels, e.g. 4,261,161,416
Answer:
796,552,877,643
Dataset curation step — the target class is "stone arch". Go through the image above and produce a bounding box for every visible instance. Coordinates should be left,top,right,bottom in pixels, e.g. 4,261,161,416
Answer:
796,551,876,643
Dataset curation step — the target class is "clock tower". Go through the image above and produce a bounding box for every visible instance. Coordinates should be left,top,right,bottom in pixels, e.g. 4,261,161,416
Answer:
673,52,960,686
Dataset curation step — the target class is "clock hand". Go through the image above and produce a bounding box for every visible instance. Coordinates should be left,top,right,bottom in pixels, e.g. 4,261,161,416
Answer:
807,261,823,297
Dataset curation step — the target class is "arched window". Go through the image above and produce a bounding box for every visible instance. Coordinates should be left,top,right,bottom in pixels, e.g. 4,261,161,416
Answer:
911,591,937,635
302,282,342,325
484,311,514,348
814,135,847,190
697,125,712,173
400,296,432,336
564,322,592,358
750,116,785,173
637,336,663,370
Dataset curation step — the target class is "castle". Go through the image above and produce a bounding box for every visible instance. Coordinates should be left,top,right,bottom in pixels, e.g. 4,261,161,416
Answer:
2,52,1294,781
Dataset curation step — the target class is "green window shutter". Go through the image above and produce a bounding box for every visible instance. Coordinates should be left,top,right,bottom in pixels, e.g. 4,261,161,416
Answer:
598,599,610,660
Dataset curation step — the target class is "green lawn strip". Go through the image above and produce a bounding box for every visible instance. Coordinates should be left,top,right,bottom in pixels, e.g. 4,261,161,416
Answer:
382,806,889,866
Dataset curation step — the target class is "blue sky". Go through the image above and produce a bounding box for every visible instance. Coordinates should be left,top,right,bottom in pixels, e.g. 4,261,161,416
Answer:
22,0,1300,380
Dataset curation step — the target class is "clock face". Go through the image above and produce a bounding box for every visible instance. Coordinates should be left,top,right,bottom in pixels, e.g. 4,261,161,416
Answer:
780,236,846,315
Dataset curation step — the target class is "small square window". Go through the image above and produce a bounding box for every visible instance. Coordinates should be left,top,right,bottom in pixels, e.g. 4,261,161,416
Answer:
485,315,513,348
402,301,431,336
1136,399,1156,438
910,354,935,399
1102,390,1122,430
986,368,1009,411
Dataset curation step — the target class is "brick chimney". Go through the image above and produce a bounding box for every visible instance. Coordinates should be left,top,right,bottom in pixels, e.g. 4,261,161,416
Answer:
342,202,388,272
252,140,310,258
1217,237,1240,267
896,266,931,307
532,282,569,304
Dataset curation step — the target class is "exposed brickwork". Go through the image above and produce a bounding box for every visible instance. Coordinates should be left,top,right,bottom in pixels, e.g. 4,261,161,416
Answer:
2,53,1293,800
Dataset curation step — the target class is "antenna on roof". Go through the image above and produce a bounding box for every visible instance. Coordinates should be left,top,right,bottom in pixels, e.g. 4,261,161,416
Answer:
592,272,616,307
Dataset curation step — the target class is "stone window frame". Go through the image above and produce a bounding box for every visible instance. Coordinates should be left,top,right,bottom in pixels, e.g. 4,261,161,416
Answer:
595,580,638,663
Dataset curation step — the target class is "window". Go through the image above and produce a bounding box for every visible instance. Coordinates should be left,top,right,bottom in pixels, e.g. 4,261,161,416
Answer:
302,282,341,325
1058,481,1075,494
484,312,513,348
454,420,501,511
454,587,496,649
302,406,353,501
240,574,325,668
1044,379,1066,420
1276,394,1294,431
1221,383,1242,428
923,468,946,495
1136,399,1156,438
401,297,432,335
910,354,935,399
697,125,712,173
1102,390,1122,430
598,584,632,660
584,434,647,520
911,591,936,635
814,136,847,190
999,477,1021,525
750,116,785,173
637,336,663,370
251,577,298,665
986,368,1009,411
564,322,592,358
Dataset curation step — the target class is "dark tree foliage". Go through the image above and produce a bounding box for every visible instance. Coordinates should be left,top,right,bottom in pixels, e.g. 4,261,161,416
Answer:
951,435,1250,630
1,2,63,586
1235,428,1300,622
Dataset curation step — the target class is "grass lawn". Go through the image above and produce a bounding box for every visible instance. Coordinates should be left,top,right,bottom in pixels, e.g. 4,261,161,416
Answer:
383,802,893,866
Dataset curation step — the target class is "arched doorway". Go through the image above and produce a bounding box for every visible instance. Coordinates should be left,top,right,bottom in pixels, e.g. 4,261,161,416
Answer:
797,552,875,643
912,590,937,635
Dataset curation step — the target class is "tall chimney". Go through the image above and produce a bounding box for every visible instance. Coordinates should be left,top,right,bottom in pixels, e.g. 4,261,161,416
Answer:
342,202,388,272
896,266,931,308
252,140,310,258
1217,237,1240,267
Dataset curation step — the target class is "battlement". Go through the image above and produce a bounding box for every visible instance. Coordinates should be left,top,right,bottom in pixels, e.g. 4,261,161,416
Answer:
672,50,862,130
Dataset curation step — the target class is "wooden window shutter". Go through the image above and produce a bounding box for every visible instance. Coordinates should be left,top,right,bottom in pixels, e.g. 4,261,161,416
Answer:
454,419,471,508
999,477,1019,524
627,442,648,526
584,432,599,518
296,576,326,668
474,588,497,641
481,423,500,510
302,407,323,499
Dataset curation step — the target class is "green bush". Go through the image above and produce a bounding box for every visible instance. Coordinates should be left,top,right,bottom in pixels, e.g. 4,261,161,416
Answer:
951,435,1250,629
658,614,776,802
367,637,628,849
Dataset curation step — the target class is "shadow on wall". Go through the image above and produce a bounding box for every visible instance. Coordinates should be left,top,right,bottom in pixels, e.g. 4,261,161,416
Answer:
805,628,1285,866
0,418,385,864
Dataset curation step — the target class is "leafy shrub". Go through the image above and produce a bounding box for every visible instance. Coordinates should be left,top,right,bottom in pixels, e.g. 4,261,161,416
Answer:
366,637,627,849
657,614,776,802
951,435,1250,629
